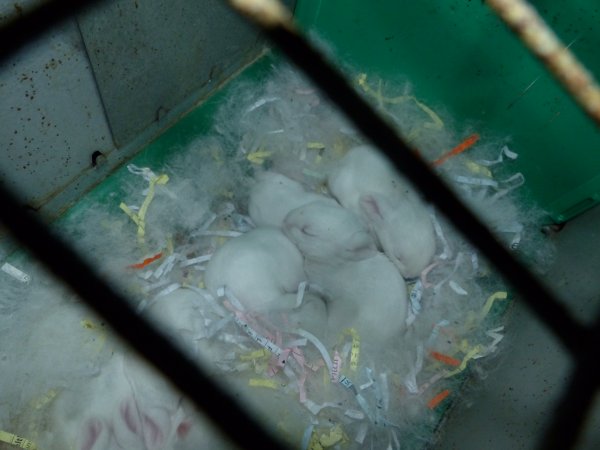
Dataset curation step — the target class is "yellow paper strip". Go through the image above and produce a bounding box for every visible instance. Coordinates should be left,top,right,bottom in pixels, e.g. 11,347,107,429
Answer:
248,378,280,389
0,431,37,449
481,291,508,318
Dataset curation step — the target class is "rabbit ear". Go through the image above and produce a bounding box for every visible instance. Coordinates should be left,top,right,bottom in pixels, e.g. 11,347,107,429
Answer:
77,418,109,450
116,398,169,450
359,193,389,223
141,408,170,450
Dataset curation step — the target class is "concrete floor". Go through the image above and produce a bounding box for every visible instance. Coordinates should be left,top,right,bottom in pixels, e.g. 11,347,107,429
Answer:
434,205,600,449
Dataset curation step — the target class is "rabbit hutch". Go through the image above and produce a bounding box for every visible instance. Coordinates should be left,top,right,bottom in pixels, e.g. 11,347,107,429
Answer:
1,1,599,449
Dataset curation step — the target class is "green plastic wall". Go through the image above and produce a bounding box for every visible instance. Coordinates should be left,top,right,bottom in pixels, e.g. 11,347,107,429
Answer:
293,0,600,223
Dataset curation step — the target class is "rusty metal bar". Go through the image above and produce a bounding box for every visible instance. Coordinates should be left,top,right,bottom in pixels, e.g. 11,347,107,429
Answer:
486,0,600,127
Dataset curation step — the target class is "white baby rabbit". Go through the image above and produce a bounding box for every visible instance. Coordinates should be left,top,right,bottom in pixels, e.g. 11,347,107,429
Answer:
282,199,377,264
283,200,408,346
45,284,318,450
248,171,334,228
204,227,307,312
143,287,227,367
46,352,190,450
327,145,436,278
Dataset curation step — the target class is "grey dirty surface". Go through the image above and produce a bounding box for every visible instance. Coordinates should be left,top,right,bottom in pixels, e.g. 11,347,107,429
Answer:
435,205,600,449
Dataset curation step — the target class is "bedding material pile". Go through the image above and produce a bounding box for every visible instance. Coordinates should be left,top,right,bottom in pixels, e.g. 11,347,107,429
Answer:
0,60,554,450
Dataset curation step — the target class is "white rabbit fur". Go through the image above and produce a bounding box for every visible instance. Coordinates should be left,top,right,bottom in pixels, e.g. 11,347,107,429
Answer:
327,145,436,278
204,226,308,313
143,287,227,366
283,200,408,346
248,171,335,228
46,351,191,450
44,286,323,450
147,283,327,353
282,200,378,264
42,289,215,450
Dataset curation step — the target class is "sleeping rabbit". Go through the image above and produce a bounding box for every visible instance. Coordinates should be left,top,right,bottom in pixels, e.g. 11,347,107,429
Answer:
283,200,408,347
45,351,191,450
248,171,335,228
142,287,228,366
204,226,309,313
327,145,436,278
44,282,320,450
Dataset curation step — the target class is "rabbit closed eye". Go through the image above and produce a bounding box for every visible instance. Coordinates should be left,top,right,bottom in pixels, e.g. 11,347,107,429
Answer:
283,200,377,263
328,145,436,278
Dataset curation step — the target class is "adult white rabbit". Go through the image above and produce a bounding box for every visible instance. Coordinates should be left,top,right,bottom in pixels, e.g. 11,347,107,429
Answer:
327,145,436,278
248,171,334,228
204,227,307,313
283,200,408,346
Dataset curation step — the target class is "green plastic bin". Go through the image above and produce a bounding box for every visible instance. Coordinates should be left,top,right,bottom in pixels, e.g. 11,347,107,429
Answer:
294,0,600,223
